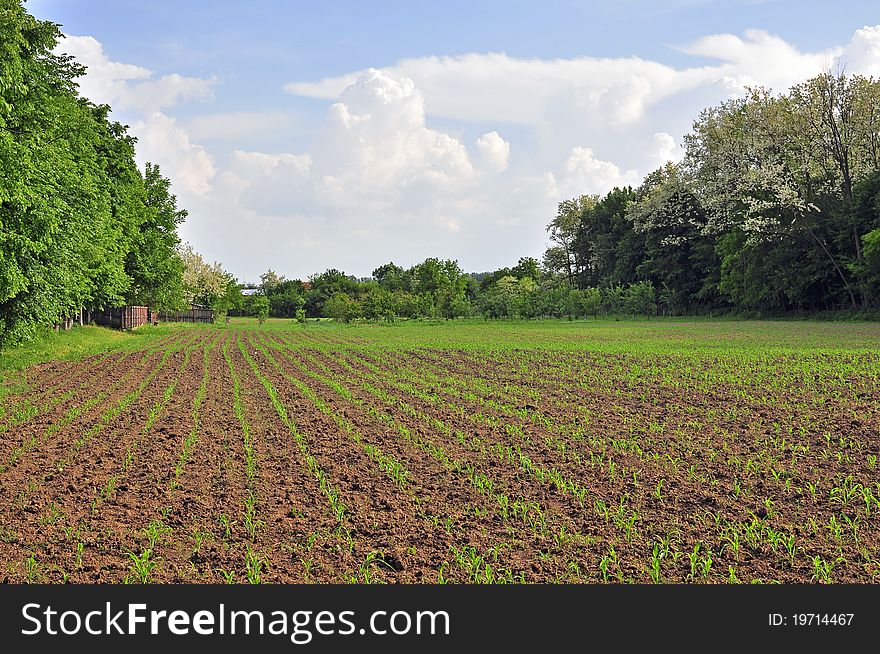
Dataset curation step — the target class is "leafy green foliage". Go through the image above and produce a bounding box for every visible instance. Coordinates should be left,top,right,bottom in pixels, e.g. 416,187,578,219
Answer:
0,1,189,346
252,295,269,324
540,72,880,315
124,163,186,311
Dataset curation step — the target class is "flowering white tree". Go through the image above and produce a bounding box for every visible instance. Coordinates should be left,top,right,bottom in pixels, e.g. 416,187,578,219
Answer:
685,86,859,308
178,243,230,306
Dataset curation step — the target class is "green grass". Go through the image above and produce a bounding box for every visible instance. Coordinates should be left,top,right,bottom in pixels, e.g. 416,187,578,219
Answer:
4,317,878,415
5,317,875,397
4,318,878,394
0,323,180,375
219,316,880,355
0,324,180,413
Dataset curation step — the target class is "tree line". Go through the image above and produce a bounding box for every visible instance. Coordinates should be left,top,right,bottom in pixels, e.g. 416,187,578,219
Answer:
0,2,247,346
229,259,670,322
235,71,880,322
544,73,880,314
0,1,205,345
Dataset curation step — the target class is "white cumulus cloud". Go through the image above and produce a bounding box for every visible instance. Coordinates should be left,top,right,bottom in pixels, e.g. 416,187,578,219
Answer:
477,131,510,173
650,132,680,167
52,25,880,280
57,34,217,197
549,146,639,198
131,113,215,196
845,25,880,76
311,69,475,198
60,35,215,112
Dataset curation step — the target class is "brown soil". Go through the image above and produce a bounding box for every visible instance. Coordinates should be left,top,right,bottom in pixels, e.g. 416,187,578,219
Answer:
2,329,877,583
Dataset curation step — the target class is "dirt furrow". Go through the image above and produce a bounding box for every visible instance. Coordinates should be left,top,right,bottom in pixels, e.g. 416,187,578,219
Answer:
0,335,205,582
243,335,493,583
254,333,566,581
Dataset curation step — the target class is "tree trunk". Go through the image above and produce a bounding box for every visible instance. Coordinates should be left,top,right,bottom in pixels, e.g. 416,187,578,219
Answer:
806,225,857,309
853,227,863,261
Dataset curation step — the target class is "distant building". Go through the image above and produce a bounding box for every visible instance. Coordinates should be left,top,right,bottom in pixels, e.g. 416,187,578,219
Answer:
241,288,260,296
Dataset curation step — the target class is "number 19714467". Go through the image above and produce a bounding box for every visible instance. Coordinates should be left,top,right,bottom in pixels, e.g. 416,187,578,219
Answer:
769,613,854,627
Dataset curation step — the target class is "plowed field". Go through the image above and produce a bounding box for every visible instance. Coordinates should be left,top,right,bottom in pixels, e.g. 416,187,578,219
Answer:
1,322,879,583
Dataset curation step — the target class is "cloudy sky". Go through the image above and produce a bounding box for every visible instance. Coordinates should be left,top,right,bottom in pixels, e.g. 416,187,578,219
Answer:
27,0,880,282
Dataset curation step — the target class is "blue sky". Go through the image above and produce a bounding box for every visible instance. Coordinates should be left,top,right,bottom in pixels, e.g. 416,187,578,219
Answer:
25,0,880,281
30,1,879,69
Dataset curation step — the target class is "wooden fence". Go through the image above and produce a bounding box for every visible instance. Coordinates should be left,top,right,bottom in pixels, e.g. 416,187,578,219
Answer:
91,306,149,330
158,306,215,324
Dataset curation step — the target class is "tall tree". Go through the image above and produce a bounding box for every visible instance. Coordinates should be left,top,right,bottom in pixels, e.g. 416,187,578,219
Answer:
372,262,411,291
685,87,858,309
571,187,641,288
627,163,718,312
124,163,186,310
1,4,142,341
544,196,595,285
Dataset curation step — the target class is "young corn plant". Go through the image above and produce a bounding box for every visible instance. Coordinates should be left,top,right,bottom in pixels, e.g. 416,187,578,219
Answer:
728,565,740,584
243,490,265,541
653,479,664,501
810,555,837,584
648,542,665,583
23,553,44,583
126,549,156,584
688,543,713,581
74,541,85,570
219,514,233,539
245,546,268,584
598,547,621,583
352,551,394,584
722,526,741,561
144,520,172,550
191,527,210,554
